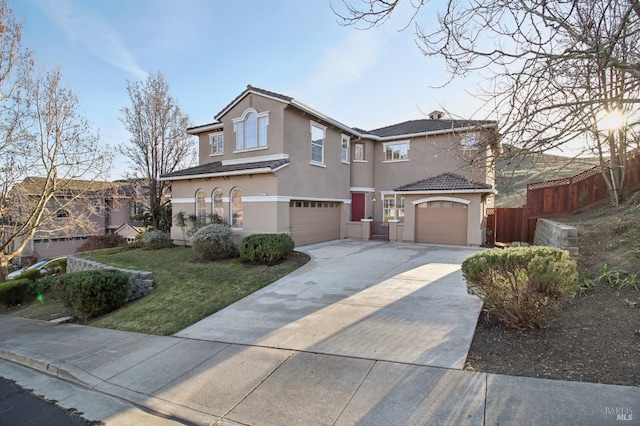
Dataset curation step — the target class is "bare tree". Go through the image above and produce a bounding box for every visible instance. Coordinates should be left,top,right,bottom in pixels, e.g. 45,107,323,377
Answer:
0,66,110,281
119,71,195,230
335,0,640,205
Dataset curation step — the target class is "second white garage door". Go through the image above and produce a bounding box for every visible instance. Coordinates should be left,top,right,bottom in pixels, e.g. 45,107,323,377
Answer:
415,201,468,245
290,201,341,246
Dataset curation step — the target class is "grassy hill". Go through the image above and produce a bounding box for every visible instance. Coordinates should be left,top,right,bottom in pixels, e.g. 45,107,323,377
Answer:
495,146,599,207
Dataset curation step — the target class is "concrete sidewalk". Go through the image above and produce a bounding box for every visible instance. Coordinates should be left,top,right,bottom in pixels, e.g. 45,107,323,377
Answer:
0,241,637,425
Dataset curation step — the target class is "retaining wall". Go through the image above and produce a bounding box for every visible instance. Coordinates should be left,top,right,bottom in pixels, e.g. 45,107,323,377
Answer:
67,256,153,302
533,218,579,257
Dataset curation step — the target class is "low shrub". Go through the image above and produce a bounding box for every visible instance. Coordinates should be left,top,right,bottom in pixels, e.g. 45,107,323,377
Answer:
190,224,239,261
60,270,129,321
142,230,173,250
77,234,128,252
240,234,295,264
29,275,63,297
462,246,578,330
0,279,31,305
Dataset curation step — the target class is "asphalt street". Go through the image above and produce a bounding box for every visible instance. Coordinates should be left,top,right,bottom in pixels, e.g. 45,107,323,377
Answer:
0,376,92,426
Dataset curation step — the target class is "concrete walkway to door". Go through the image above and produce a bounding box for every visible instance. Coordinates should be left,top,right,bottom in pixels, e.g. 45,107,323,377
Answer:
177,240,483,369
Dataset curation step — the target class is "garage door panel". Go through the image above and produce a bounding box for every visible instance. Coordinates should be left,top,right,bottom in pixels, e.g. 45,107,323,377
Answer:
290,203,340,246
415,203,467,245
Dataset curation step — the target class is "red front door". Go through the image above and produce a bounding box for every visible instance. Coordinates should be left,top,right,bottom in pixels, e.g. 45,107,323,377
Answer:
351,193,365,221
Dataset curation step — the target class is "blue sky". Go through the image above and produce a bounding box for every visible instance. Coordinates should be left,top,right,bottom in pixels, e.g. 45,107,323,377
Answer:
10,0,488,179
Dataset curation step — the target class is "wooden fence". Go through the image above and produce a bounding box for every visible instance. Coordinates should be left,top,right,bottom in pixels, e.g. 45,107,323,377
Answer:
488,149,640,245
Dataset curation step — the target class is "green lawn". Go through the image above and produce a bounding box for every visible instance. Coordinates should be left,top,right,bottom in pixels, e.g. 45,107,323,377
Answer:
80,247,309,335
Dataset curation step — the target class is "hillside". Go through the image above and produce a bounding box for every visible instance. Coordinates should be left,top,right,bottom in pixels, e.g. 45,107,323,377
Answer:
495,146,599,207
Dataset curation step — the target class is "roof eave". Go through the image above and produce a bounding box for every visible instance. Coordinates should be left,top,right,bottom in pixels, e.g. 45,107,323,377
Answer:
159,163,289,182
361,122,497,141
215,89,291,121
187,122,223,134
393,188,498,195
289,100,360,137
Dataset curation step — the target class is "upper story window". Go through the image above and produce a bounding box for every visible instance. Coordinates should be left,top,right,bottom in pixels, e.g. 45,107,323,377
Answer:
383,141,410,162
461,133,478,150
310,121,326,165
341,134,350,163
233,108,269,151
209,133,224,156
354,143,365,161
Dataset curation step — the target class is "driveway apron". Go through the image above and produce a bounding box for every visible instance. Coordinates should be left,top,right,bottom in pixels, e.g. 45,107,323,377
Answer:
176,240,483,369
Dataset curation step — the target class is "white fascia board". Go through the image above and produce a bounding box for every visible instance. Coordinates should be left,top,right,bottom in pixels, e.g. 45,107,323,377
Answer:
394,188,498,196
222,153,289,166
187,122,223,134
171,198,195,204
350,187,376,193
289,196,351,203
359,123,497,141
242,196,291,203
159,167,274,181
215,90,290,120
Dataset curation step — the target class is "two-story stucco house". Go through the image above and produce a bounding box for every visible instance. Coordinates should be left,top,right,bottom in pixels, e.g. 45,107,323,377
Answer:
161,85,498,247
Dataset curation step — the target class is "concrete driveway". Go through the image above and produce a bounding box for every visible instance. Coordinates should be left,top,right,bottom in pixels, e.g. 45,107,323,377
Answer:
177,239,483,369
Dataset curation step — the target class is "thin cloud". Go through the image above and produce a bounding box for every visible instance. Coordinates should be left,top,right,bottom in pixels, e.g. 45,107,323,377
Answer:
35,0,146,80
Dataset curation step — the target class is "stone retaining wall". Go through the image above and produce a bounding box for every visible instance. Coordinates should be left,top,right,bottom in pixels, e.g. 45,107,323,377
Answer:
67,256,153,302
533,218,579,257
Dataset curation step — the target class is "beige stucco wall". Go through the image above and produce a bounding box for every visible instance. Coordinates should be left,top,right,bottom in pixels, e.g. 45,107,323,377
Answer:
197,94,287,165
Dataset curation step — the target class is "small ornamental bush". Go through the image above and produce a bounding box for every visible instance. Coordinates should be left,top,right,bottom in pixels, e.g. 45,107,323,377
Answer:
0,279,31,306
190,224,239,261
29,275,62,297
60,270,129,321
462,246,578,330
77,234,128,252
13,268,44,282
240,234,295,264
142,230,173,250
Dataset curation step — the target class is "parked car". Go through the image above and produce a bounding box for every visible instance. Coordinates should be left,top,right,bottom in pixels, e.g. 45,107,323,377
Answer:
7,257,66,280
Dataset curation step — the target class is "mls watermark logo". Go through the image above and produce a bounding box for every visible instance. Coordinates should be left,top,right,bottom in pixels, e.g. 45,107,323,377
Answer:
604,407,633,421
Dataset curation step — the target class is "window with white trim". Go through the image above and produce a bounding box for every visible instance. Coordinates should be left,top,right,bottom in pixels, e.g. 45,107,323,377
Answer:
383,141,409,161
383,195,405,222
311,122,326,164
461,133,478,150
196,189,206,223
233,109,268,150
231,187,243,228
212,188,224,220
354,143,365,161
209,133,224,155
341,134,350,163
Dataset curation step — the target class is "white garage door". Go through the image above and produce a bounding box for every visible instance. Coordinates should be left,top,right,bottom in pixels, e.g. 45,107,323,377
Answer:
290,201,341,246
415,201,468,245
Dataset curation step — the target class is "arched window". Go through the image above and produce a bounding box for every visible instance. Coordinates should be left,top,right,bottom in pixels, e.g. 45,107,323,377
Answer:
196,189,206,223
212,188,224,221
234,108,268,150
231,187,243,229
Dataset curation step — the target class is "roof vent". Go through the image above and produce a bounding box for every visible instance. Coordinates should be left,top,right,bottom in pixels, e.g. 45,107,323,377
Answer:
429,110,444,120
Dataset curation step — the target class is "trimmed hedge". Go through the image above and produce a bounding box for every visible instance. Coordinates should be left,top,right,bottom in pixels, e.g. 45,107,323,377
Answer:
0,279,31,306
190,224,239,261
59,270,129,321
240,234,295,264
142,230,173,250
462,246,578,330
77,234,128,252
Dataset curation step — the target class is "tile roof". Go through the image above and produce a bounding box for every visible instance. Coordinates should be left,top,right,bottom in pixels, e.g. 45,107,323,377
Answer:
160,159,289,179
366,119,496,138
394,172,493,191
215,85,293,120
16,177,133,196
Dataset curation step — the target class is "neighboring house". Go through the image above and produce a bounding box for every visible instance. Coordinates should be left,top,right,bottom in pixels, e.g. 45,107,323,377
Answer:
114,222,145,244
161,85,498,247
7,177,137,262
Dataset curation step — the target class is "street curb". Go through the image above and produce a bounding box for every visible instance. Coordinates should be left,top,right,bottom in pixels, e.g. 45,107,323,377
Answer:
0,347,212,425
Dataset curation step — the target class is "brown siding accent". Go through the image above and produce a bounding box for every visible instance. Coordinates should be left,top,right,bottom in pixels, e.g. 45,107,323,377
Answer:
415,202,468,245
289,202,340,246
